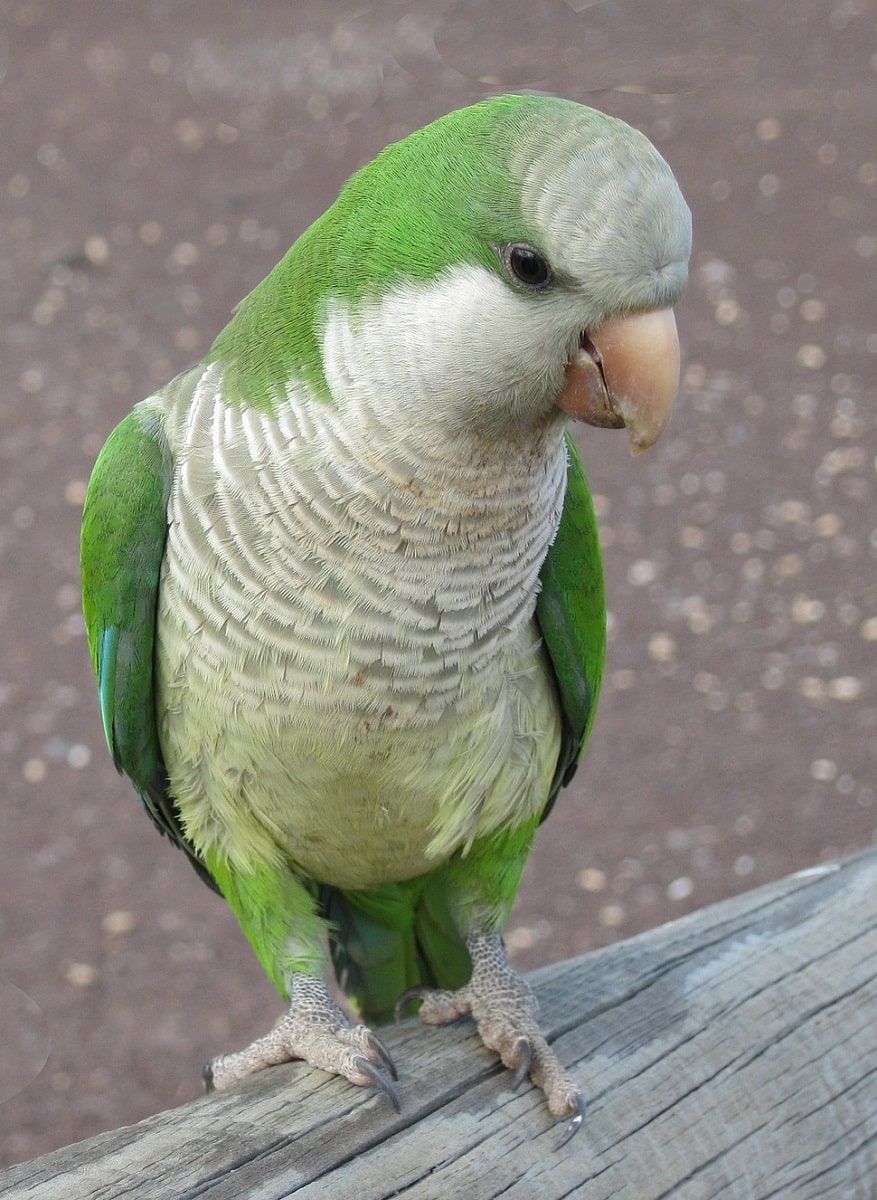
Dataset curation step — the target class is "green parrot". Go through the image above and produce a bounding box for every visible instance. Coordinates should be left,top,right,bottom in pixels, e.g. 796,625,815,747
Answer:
80,93,690,1136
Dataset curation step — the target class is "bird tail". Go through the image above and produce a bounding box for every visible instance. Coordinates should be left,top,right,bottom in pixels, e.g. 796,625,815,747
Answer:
322,875,471,1026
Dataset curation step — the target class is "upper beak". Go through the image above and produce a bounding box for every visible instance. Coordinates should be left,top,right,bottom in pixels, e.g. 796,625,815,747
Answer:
555,308,681,453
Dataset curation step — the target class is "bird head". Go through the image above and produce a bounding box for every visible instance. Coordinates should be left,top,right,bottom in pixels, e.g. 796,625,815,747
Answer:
212,94,692,453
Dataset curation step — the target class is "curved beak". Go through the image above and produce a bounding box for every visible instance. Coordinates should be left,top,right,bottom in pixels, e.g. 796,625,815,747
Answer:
555,307,681,453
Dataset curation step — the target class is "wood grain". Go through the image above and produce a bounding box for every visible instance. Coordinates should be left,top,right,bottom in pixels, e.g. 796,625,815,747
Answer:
3,849,876,1199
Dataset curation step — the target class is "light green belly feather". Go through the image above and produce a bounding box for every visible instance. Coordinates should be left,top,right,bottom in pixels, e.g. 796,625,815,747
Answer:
156,615,560,889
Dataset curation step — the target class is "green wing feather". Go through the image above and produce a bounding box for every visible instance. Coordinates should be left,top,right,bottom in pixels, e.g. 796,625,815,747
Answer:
324,877,472,1024
536,432,606,819
80,397,216,889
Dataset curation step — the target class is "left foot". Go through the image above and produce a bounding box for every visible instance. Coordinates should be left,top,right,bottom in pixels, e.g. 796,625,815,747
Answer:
398,932,583,1139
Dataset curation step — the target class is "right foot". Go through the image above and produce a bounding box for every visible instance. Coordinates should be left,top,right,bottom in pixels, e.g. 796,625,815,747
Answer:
204,973,400,1111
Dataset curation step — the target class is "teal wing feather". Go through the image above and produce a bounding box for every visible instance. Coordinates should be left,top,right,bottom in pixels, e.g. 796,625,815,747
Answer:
80,400,216,889
536,432,606,819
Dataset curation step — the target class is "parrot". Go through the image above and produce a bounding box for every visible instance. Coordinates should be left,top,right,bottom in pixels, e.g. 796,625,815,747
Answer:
80,93,691,1138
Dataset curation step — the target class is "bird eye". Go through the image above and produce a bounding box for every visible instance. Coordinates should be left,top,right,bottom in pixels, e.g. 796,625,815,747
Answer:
501,243,554,291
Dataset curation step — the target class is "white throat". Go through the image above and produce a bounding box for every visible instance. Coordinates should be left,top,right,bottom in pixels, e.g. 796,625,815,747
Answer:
159,266,571,730
320,264,572,445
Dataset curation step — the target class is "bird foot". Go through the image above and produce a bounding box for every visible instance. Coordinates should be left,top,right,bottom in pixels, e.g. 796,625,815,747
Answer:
204,973,400,1111
398,932,582,1141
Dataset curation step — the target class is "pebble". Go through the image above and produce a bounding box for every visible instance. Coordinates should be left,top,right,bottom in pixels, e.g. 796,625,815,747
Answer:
576,868,607,893
102,911,138,936
64,963,98,988
667,877,694,902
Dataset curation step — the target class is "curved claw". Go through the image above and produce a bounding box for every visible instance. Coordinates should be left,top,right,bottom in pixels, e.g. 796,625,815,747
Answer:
365,1029,399,1081
394,985,427,1023
511,1036,532,1091
354,1055,402,1114
554,1093,586,1150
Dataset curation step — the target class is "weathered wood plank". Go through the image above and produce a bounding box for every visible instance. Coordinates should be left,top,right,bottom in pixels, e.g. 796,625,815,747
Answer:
3,849,876,1199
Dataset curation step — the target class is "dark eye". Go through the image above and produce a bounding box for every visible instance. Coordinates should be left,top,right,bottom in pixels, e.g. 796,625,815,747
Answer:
501,243,554,291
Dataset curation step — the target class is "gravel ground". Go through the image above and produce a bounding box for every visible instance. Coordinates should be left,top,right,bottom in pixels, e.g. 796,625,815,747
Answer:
1,0,876,1166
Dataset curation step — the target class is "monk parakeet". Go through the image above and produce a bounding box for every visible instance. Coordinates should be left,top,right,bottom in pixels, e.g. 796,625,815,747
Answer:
81,93,690,1137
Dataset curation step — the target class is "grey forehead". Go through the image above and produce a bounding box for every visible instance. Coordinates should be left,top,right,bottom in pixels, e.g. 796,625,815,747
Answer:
516,117,691,306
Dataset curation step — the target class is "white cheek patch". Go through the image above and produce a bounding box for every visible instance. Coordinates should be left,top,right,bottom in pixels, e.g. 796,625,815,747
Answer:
319,265,569,429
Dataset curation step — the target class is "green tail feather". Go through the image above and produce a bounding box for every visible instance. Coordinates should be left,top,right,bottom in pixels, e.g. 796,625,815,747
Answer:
322,875,471,1026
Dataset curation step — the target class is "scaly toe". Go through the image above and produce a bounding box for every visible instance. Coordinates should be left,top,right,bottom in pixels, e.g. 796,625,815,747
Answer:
400,984,473,1026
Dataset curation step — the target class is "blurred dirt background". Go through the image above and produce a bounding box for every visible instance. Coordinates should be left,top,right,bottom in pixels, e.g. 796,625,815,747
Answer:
1,0,876,1167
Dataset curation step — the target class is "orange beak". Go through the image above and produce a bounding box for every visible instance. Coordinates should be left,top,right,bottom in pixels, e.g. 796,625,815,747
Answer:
555,308,681,453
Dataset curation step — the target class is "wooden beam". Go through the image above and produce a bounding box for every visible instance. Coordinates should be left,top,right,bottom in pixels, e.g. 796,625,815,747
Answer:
4,848,877,1198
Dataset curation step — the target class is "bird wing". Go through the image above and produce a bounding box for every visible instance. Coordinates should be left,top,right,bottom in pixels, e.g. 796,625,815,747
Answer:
535,432,606,820
80,397,216,887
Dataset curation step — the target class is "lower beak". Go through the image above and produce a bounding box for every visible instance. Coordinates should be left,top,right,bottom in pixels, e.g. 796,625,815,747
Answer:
555,307,681,453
